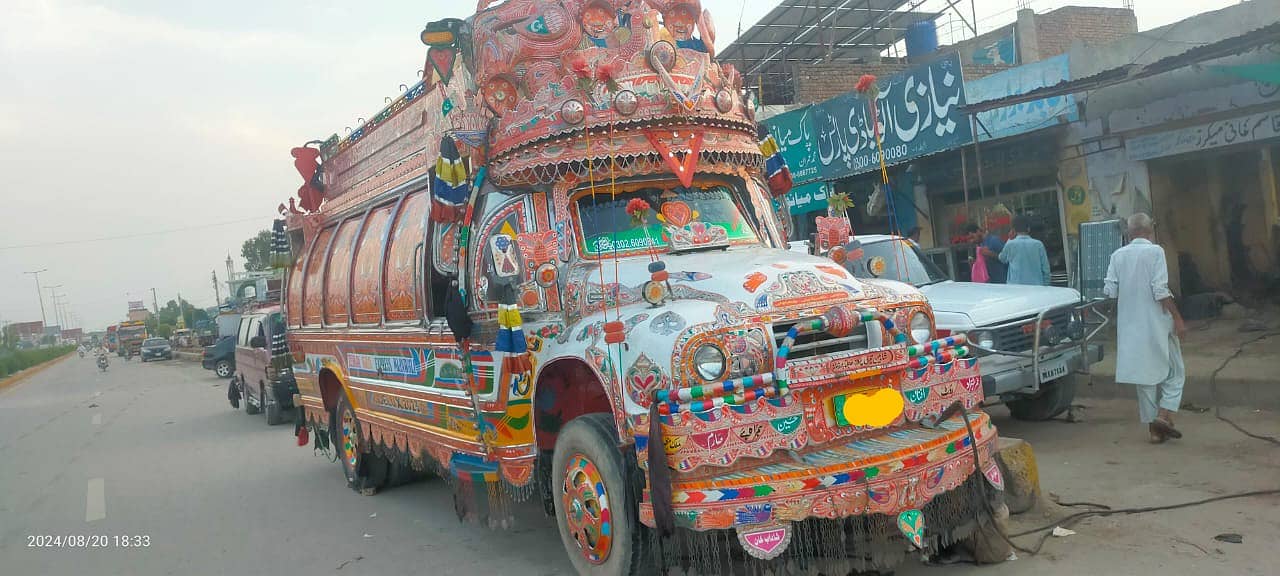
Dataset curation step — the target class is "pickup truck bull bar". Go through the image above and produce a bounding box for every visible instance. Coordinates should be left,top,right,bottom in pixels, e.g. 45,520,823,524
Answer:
962,299,1110,389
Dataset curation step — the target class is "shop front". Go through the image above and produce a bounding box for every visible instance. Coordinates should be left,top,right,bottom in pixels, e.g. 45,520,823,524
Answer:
764,52,974,244
918,54,1077,284
1126,105,1280,294
917,132,1068,284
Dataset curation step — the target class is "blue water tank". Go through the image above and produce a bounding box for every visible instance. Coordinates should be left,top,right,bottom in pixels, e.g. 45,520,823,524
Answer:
904,20,939,60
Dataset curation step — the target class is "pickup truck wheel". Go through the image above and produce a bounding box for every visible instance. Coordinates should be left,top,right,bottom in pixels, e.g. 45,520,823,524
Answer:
335,396,388,494
1008,377,1076,421
244,378,261,415
214,360,233,378
552,413,649,576
263,384,285,426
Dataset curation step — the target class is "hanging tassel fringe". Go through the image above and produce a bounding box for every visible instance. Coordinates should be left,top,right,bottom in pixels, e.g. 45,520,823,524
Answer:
432,136,469,223
646,473,993,575
757,125,793,197
269,218,292,269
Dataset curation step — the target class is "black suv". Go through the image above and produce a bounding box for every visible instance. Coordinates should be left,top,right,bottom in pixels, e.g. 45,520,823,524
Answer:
201,335,235,378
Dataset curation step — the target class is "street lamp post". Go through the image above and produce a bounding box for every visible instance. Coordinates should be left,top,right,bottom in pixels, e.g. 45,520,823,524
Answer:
23,269,48,326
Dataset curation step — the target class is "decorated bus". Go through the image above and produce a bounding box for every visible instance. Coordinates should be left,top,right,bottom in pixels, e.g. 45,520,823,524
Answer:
283,1,1005,573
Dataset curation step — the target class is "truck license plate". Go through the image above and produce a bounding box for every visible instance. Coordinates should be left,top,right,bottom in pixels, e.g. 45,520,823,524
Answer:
1038,357,1069,383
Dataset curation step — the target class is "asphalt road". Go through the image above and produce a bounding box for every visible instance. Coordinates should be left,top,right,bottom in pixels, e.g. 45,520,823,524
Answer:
2,359,1277,576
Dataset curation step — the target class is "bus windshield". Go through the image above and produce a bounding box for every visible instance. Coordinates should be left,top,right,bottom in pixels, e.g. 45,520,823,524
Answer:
575,183,759,257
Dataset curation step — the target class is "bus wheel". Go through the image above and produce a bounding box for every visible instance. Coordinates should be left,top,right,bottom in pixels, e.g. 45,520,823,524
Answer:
335,396,387,494
552,414,648,576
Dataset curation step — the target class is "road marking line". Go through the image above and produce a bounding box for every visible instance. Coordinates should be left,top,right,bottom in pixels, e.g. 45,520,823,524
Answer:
92,414,102,425
86,478,105,522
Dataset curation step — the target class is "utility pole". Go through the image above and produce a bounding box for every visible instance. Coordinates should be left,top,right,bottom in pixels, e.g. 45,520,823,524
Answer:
151,287,160,315
23,269,48,326
46,285,63,328
53,294,69,335
212,270,222,307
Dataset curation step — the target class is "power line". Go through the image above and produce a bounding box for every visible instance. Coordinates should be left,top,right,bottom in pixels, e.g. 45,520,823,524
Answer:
0,215,273,251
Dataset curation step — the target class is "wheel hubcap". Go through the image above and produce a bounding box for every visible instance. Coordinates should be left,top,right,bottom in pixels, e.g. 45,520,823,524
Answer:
340,410,358,470
561,454,613,564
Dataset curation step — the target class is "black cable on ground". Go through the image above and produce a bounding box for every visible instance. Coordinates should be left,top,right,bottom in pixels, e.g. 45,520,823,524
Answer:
952,401,1280,558
1209,331,1280,446
1007,489,1280,556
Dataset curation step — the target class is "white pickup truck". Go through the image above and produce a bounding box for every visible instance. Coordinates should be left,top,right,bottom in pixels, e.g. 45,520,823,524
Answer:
792,234,1106,420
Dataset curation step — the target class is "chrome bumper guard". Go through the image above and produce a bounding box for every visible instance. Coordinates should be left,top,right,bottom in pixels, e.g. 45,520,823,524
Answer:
965,300,1110,389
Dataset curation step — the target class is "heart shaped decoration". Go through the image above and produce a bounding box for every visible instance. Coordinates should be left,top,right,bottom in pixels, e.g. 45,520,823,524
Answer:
897,509,926,549
660,201,693,227
983,461,1005,491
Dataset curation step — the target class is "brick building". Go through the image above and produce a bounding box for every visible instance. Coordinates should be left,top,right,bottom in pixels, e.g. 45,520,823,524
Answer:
789,6,1137,105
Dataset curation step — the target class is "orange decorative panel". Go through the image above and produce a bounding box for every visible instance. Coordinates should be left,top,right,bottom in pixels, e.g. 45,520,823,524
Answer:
302,227,334,326
351,204,394,324
384,191,428,322
324,218,361,324
286,247,306,327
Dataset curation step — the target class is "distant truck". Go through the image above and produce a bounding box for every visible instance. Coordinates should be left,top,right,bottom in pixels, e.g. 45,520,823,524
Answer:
117,321,148,357
104,325,118,353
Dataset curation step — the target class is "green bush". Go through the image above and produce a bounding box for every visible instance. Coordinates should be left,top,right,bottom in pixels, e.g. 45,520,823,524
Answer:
0,345,76,380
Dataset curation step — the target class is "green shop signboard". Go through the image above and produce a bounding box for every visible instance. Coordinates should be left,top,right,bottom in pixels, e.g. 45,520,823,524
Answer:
764,51,973,184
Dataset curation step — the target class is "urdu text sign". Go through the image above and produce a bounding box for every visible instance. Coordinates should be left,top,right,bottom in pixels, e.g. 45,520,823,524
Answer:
809,52,972,181
764,52,973,184
1126,108,1280,161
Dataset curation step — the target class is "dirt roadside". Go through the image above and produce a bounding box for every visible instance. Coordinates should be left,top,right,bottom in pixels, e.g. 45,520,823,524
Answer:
896,397,1280,576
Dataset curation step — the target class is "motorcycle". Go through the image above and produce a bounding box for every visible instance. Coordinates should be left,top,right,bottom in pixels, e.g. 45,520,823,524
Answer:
79,350,85,358
97,355,109,372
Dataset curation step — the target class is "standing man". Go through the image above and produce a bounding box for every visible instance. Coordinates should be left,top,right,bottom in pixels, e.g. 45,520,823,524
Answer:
1104,213,1187,443
964,223,1007,283
999,215,1051,286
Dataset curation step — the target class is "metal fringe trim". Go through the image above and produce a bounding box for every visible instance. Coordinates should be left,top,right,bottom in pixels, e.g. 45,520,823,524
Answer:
646,473,993,575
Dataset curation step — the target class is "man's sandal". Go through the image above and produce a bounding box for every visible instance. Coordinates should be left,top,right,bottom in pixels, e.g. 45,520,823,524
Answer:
1152,418,1182,439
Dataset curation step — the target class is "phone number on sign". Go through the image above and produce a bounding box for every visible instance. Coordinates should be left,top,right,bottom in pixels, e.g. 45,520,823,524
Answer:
27,534,151,548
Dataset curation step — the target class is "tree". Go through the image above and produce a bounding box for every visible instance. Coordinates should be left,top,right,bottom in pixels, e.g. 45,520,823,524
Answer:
241,229,273,272
145,298,209,334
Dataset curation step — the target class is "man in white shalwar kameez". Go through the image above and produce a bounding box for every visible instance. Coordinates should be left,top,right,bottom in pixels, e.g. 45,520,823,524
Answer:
1104,213,1187,443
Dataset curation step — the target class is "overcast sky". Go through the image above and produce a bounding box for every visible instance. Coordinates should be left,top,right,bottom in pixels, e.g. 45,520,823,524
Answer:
0,0,1239,331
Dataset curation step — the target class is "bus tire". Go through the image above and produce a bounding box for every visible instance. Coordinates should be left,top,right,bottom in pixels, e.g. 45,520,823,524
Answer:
552,413,649,576
335,396,387,494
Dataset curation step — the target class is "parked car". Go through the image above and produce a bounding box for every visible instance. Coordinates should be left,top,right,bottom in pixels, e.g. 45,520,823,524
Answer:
201,335,236,378
792,235,1106,420
139,338,173,362
230,307,296,425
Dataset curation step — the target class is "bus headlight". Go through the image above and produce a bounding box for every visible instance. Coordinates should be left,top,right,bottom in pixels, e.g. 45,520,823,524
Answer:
909,311,933,344
693,344,727,382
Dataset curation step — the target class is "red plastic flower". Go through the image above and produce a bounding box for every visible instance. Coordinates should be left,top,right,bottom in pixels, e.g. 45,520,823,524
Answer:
595,59,624,83
626,198,651,219
567,54,591,78
855,74,877,93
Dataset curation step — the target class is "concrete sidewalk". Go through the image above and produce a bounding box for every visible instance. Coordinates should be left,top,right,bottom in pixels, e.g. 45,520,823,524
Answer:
1079,305,1280,409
